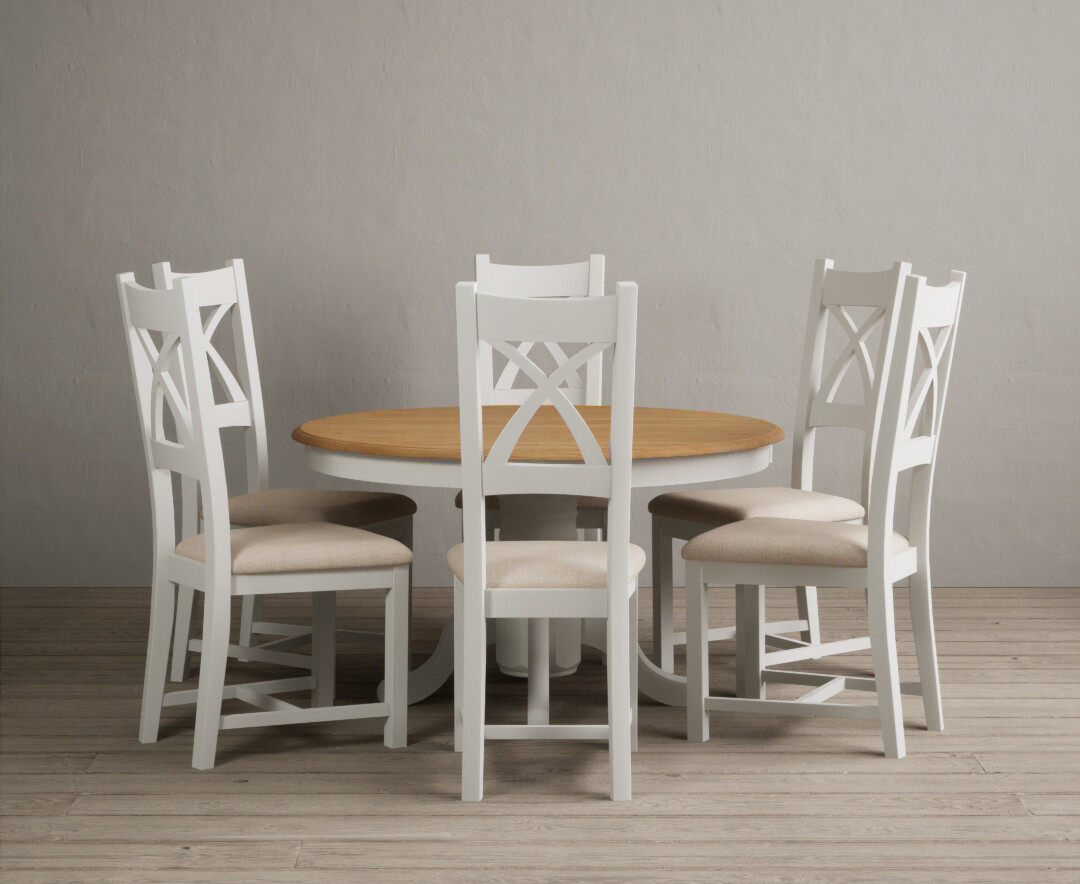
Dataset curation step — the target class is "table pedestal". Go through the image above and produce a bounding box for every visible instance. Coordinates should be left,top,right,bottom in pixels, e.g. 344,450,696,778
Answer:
494,495,583,678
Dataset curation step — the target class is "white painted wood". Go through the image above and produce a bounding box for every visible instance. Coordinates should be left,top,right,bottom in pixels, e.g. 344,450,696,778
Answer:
311,592,336,707
153,260,415,681
484,724,610,740
527,618,550,726
471,255,609,678
453,279,639,801
307,438,773,490
649,260,912,675
159,676,315,707
184,638,311,670
682,267,966,757
118,272,412,770
761,636,872,667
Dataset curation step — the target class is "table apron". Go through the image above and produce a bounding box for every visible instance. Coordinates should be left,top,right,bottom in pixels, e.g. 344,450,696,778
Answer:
305,444,772,490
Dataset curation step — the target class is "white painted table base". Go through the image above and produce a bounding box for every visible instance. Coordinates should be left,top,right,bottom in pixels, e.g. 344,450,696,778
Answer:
304,442,773,708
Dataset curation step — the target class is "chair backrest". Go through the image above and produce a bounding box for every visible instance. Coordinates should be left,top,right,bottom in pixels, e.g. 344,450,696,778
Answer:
456,280,638,598
475,255,605,406
791,259,912,507
868,270,966,566
117,272,235,579
152,260,269,495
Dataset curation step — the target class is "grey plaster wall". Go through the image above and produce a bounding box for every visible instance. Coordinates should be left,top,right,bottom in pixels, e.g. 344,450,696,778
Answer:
2,0,1078,588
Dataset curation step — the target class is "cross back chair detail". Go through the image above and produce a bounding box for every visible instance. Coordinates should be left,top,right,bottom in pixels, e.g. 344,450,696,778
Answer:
450,280,642,801
648,259,911,675
153,260,415,683
684,269,965,758
119,270,411,769
455,254,609,537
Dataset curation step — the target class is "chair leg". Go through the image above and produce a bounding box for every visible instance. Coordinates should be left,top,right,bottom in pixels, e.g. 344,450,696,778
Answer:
629,587,639,753
169,585,195,682
238,596,260,661
685,562,709,742
909,564,944,732
607,590,632,801
139,571,175,743
383,565,410,749
796,585,821,646
453,580,464,753
868,577,906,759
735,585,765,700
527,618,550,726
651,518,674,672
191,589,231,770
311,592,336,708
461,583,486,801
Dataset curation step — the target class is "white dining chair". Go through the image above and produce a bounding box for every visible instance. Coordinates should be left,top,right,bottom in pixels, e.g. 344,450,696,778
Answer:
454,254,608,540
119,269,411,770
152,260,416,683
684,270,965,758
450,280,641,801
648,259,912,673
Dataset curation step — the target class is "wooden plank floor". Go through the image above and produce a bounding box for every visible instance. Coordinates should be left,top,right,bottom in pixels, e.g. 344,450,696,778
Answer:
2,585,1078,882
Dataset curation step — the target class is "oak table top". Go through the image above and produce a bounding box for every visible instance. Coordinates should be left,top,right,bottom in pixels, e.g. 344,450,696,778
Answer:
292,405,785,462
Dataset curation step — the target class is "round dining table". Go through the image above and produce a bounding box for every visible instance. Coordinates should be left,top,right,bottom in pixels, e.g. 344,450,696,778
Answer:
292,405,784,707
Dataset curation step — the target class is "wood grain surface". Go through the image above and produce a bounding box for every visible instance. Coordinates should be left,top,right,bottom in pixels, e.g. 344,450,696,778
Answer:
292,406,785,461
2,586,1078,882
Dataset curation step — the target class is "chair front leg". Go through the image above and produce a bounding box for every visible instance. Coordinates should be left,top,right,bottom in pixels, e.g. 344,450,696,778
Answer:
651,517,675,672
311,592,336,707
868,575,906,759
238,595,260,660
909,563,943,732
191,587,231,770
383,565,410,748
169,585,196,682
685,562,709,742
735,585,765,700
139,570,176,743
796,585,822,647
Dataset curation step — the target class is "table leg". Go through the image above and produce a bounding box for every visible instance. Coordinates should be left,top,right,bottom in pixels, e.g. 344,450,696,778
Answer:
585,614,689,708
495,494,582,678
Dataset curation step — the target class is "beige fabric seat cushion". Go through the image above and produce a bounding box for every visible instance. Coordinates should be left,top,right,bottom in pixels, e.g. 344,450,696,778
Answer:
648,486,864,527
226,488,416,528
176,522,413,575
454,491,608,511
682,518,908,568
447,541,646,589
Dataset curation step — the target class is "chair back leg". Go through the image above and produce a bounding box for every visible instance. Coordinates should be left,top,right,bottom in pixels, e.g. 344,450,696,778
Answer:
629,587,640,753
453,580,464,753
606,589,633,801
191,588,231,770
461,588,487,801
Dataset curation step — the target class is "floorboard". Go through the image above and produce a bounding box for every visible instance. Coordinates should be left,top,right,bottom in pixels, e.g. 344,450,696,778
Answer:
1,585,1078,881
